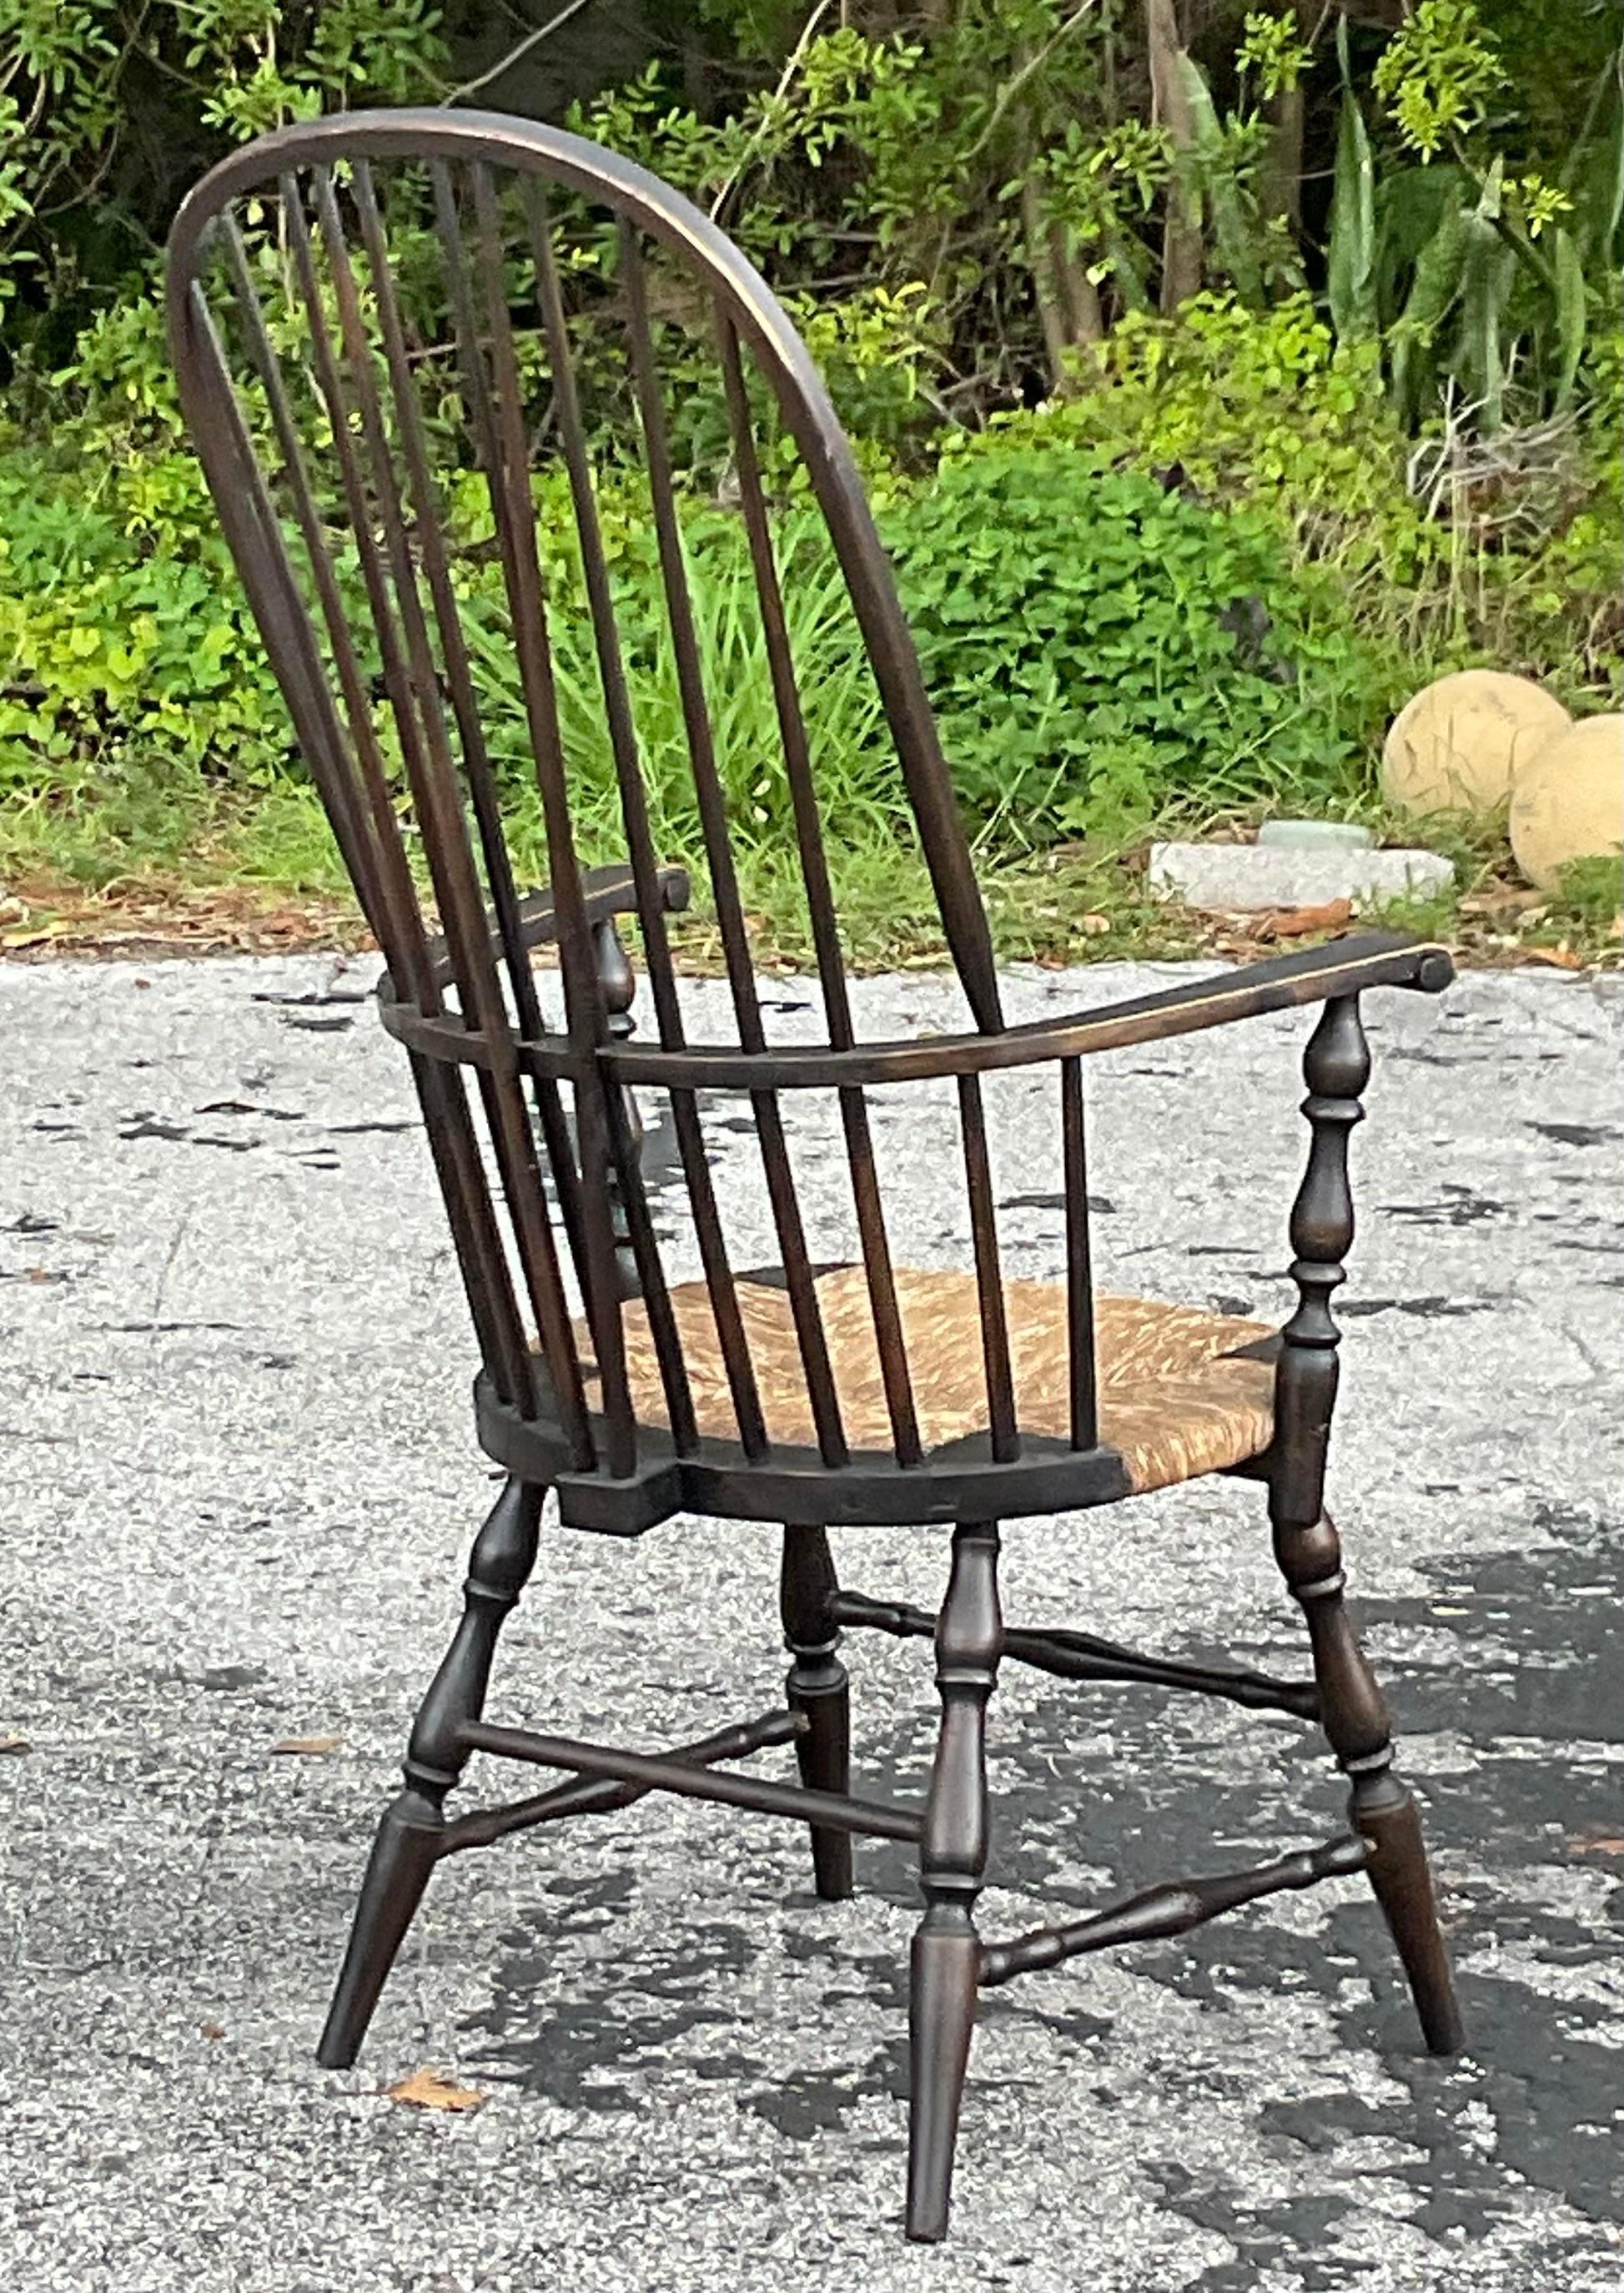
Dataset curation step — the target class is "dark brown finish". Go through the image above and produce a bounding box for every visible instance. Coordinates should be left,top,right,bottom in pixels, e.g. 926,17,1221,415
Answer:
781,1526,854,1898
440,1707,804,1851
318,1476,542,2069
979,1833,1371,1986
456,1718,922,1843
909,1521,1002,2243
1269,1001,1465,2056
166,108,1466,2241
829,1591,1320,1720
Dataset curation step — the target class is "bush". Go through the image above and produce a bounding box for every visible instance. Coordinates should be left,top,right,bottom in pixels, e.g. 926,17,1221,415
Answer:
1030,297,1621,699
882,430,1398,844
2,290,1615,905
0,439,288,867
1037,299,1446,592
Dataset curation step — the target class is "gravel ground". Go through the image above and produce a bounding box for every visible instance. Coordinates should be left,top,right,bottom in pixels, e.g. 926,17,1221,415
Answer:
2,952,1621,2293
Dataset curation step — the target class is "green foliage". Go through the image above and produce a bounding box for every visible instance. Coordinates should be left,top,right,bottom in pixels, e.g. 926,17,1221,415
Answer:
3,0,1618,938
1018,296,1441,589
1237,8,1314,104
0,439,284,800
0,0,446,344
1335,0,1622,429
1328,22,1378,344
880,434,1391,846
1372,0,1509,160
1549,853,1624,930
467,488,899,883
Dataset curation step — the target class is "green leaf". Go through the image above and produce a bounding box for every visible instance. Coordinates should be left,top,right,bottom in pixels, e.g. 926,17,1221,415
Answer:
1099,221,1153,313
1374,163,1471,324
1551,225,1587,408
1567,59,1624,255
1328,23,1377,342
1389,190,1469,425
1176,55,1265,309
1455,169,1516,432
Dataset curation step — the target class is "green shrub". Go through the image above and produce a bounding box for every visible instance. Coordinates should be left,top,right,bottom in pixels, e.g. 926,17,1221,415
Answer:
2,287,1614,906
882,431,1399,843
0,440,289,864
1046,296,1430,571
1027,294,1620,702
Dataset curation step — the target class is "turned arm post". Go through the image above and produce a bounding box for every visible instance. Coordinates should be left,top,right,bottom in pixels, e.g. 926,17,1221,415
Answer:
1270,997,1394,1803
1268,996,1466,2055
1271,993,1367,1532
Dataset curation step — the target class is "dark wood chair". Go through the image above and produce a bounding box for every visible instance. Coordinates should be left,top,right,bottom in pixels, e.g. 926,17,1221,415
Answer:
166,111,1463,2242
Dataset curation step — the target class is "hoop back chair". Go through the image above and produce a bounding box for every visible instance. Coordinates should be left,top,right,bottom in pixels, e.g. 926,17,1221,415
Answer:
167,111,1463,2242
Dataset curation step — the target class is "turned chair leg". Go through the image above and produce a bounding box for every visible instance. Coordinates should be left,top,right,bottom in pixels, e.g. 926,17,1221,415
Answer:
780,1524,853,1900
317,1476,545,2069
1275,1504,1463,2056
907,1521,1003,2244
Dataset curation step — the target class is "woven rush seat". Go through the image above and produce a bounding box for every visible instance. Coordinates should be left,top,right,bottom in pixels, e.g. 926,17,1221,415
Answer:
576,1269,1279,1491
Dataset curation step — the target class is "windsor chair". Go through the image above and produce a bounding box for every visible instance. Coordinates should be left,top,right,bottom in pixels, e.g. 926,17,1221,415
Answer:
166,111,1464,2242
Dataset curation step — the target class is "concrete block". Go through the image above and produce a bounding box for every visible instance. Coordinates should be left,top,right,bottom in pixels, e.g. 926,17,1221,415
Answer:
1149,839,1454,913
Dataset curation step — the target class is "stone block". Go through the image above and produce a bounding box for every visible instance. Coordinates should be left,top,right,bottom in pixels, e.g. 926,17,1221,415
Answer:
1149,840,1454,913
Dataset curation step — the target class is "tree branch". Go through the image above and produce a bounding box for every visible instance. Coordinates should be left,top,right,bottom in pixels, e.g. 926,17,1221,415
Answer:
441,0,595,108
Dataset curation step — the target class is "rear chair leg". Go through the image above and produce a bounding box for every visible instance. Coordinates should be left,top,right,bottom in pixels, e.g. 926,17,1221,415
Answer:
1275,1505,1464,2056
780,1525,853,1900
907,1521,1003,2244
316,1477,545,2069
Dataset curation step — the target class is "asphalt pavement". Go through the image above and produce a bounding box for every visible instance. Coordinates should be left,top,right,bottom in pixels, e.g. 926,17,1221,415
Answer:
2,952,1620,2293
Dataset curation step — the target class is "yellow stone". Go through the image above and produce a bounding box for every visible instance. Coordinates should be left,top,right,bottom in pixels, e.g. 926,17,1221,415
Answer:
1509,714,1624,889
1381,671,1571,817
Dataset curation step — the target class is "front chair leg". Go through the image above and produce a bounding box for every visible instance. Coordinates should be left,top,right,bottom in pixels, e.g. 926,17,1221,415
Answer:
780,1524,853,1900
1269,993,1461,2058
316,1476,545,2069
907,1521,1003,2244
1275,1506,1464,2056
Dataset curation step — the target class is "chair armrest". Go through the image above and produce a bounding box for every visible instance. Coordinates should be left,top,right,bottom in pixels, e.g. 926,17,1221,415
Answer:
601,932,1453,1093
505,863,692,963
1016,930,1455,1056
383,862,691,1015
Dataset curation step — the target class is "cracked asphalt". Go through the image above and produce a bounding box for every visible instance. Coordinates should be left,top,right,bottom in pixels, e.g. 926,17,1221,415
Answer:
2,953,1621,2293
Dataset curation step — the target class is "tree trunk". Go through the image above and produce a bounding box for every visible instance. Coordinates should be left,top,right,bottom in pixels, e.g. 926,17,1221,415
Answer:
1144,0,1203,312
1049,221,1105,350
1022,178,1073,391
1260,0,1311,234
1020,179,1106,394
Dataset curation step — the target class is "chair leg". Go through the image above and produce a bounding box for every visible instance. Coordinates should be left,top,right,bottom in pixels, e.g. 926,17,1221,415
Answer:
316,1476,546,2069
1273,1505,1464,2057
780,1524,852,1900
907,1521,1003,2244
1268,998,1461,2058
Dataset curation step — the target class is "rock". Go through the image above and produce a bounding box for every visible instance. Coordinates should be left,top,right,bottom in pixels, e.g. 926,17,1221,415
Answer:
1381,670,1570,817
1149,842,1454,914
1509,713,1623,889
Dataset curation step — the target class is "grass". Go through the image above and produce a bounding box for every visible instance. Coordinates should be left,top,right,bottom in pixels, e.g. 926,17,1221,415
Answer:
3,750,1617,972
2,490,1616,968
6,398,1619,965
